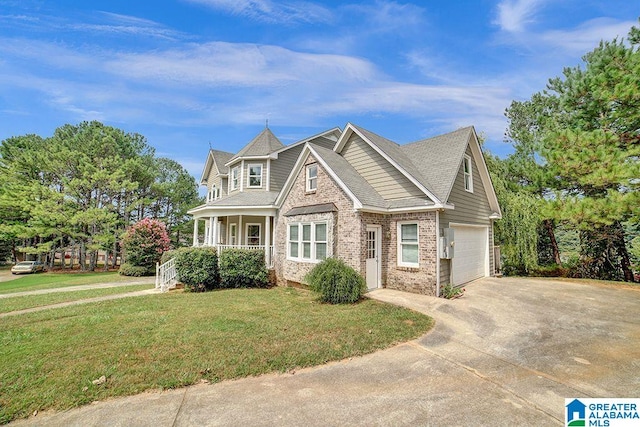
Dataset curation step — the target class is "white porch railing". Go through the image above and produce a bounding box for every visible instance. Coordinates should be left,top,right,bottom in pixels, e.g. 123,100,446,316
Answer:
155,258,177,293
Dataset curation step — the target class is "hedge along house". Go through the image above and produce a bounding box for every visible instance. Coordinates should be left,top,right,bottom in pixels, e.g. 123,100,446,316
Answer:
188,127,341,267
189,123,501,296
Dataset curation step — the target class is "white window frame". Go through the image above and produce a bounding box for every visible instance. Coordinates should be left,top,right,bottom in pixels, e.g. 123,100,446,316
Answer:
463,155,473,193
231,167,239,191
397,221,419,268
209,184,219,201
247,163,263,188
287,221,328,262
245,223,261,246
229,223,237,245
306,164,317,192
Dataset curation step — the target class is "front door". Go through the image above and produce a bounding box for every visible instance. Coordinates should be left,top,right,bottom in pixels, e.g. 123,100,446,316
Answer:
365,225,381,290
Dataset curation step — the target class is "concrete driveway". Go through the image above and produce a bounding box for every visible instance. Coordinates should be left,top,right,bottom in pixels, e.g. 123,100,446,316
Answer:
10,277,640,426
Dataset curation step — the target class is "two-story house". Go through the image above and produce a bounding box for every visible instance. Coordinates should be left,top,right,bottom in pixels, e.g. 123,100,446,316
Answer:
188,123,501,296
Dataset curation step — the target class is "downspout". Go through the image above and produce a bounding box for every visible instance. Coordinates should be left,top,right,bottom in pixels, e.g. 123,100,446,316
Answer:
435,210,440,298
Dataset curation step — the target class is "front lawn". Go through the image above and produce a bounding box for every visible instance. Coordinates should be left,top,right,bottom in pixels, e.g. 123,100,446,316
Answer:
0,272,134,294
0,287,433,424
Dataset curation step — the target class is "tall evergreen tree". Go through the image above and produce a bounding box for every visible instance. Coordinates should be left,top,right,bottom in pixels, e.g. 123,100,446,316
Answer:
509,20,640,281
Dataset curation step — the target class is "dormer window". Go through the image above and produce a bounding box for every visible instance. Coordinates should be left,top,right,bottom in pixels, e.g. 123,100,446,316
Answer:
306,164,317,192
463,155,473,193
248,164,262,188
231,167,239,190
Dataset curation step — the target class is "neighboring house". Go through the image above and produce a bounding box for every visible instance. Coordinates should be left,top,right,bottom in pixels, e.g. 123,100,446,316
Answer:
188,123,501,296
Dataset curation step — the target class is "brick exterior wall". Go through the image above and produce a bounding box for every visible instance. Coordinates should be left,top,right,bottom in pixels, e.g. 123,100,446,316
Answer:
274,153,362,285
385,212,438,295
274,152,439,296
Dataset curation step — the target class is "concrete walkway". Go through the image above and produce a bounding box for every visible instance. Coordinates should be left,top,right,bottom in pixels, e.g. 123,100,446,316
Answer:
0,277,157,318
8,277,640,426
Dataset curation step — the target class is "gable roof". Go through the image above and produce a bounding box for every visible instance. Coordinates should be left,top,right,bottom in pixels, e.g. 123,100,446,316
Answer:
199,149,234,184
335,123,442,206
310,144,387,209
276,142,436,212
401,127,473,201
228,128,284,163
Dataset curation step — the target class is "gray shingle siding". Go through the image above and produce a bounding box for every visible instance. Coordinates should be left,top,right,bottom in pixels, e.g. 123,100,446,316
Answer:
341,135,424,201
439,145,495,284
270,144,304,193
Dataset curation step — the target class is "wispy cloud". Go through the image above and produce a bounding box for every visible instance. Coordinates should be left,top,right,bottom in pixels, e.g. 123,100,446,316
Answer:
343,1,426,34
70,12,183,40
184,0,333,24
494,0,545,32
539,17,636,53
0,33,514,144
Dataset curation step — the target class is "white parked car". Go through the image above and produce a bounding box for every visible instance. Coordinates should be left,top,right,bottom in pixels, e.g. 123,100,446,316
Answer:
11,261,46,274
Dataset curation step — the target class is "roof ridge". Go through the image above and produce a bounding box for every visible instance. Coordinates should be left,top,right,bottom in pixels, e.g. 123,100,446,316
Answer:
403,126,473,147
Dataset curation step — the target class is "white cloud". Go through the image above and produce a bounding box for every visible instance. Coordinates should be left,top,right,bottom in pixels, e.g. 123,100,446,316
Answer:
106,42,378,88
184,0,333,24
539,18,635,53
494,0,545,32
0,33,517,145
344,1,425,34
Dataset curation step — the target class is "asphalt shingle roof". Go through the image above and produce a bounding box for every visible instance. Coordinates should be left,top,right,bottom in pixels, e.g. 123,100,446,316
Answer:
401,127,473,202
350,124,440,202
210,149,234,175
230,128,284,161
206,191,280,207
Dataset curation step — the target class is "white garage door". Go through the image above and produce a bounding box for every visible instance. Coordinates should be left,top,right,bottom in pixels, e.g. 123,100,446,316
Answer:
452,225,488,286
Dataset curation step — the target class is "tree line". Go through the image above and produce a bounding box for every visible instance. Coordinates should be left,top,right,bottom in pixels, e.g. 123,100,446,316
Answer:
0,121,201,270
488,20,639,282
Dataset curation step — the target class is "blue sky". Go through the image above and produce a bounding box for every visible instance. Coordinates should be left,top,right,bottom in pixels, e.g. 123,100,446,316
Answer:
0,1,637,180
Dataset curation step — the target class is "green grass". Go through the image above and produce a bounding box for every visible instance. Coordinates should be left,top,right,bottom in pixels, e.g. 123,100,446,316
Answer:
0,272,138,294
0,284,154,314
0,287,433,423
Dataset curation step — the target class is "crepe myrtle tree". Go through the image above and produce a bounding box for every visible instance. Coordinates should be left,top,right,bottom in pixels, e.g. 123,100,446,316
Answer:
120,218,170,274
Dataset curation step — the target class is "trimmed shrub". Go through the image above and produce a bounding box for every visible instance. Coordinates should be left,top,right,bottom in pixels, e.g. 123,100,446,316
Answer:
118,262,151,277
174,247,219,292
304,258,366,304
219,249,268,288
160,249,177,265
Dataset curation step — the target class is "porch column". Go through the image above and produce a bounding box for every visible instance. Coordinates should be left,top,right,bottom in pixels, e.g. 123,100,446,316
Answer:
238,215,243,245
208,216,215,246
213,216,219,246
264,215,271,267
193,218,199,246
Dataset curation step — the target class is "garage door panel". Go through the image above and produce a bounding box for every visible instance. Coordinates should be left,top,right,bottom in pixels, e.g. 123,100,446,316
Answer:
452,226,487,285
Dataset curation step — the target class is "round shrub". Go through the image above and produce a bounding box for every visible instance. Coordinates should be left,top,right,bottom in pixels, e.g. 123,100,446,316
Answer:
174,247,219,292
118,262,151,277
304,258,366,304
219,249,268,288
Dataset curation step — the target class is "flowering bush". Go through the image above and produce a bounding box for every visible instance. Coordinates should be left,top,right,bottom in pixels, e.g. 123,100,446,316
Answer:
120,218,170,275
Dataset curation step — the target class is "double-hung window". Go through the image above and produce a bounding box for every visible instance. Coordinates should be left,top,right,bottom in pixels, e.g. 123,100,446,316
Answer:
248,164,262,188
231,167,239,190
288,221,328,262
398,222,419,267
306,164,317,192
463,155,473,193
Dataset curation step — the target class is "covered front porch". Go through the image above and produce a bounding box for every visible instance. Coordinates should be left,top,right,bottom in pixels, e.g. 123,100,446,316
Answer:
191,210,276,268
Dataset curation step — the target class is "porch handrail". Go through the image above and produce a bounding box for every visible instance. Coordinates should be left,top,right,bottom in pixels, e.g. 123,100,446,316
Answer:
155,257,178,293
